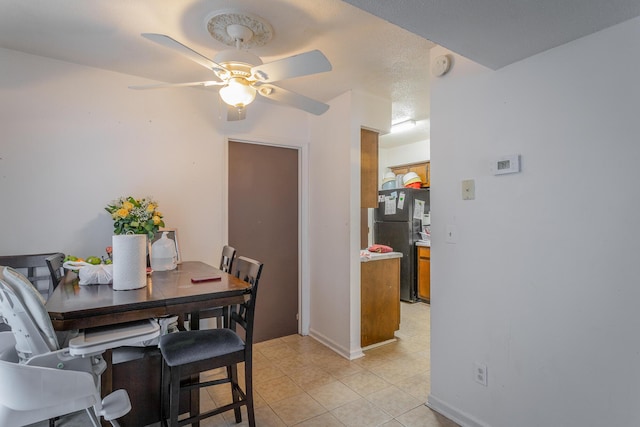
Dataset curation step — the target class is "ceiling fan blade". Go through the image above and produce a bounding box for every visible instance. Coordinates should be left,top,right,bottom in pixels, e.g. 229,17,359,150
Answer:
141,33,226,73
129,81,224,90
227,105,247,121
250,50,332,83
257,84,329,115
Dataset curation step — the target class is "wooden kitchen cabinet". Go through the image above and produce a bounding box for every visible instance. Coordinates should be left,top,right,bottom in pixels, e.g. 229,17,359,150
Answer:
361,257,400,347
391,161,430,187
417,246,431,301
361,128,379,208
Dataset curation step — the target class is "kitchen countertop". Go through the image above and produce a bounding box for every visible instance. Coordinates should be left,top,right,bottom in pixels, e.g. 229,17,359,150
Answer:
360,251,403,262
416,241,430,247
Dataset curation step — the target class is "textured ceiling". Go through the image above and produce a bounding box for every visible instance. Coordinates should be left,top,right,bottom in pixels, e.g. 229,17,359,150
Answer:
2,1,639,148
343,0,640,70
0,0,434,147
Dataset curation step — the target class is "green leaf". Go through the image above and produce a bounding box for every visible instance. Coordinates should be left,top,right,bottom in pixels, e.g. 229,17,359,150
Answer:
128,196,141,207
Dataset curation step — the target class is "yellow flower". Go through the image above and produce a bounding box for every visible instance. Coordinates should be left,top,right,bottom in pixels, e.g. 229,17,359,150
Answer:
154,211,162,218
122,201,134,210
116,208,129,218
152,215,161,225
147,203,156,212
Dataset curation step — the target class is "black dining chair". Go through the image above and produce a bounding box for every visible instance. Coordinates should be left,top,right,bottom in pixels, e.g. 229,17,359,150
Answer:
199,245,236,326
0,252,64,301
158,256,263,427
45,253,65,297
183,245,236,331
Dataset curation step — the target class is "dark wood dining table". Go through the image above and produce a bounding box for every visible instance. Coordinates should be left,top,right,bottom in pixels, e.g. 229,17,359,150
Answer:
45,261,250,427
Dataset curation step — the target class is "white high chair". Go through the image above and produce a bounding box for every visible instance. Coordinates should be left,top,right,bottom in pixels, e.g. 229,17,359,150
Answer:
0,266,160,427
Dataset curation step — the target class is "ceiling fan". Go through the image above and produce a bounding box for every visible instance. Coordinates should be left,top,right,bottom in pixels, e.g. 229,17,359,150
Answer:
130,12,332,121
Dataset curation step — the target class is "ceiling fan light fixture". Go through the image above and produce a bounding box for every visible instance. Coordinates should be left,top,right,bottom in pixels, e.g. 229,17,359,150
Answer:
219,77,256,108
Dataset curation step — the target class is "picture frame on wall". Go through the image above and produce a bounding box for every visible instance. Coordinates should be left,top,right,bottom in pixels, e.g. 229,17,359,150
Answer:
149,228,181,264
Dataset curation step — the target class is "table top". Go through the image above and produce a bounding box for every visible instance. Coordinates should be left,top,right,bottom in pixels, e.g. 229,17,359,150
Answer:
46,261,250,331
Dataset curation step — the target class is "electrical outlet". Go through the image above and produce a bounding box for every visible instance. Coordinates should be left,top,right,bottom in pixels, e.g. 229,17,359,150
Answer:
474,362,488,386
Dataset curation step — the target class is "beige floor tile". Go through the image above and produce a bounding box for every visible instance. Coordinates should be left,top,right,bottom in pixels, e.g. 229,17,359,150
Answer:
292,411,346,426
269,393,327,425
394,404,460,427
339,370,391,396
306,380,361,410
259,342,300,361
253,389,269,409
253,405,287,427
319,357,364,379
281,334,328,352
253,363,286,385
255,375,305,404
199,413,231,427
365,385,423,418
255,337,287,350
286,365,336,390
394,372,430,402
272,353,313,371
355,349,393,369
220,405,249,426
330,398,393,427
369,357,426,384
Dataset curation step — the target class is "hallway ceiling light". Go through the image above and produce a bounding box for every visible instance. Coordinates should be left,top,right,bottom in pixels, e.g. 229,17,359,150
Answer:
390,119,416,133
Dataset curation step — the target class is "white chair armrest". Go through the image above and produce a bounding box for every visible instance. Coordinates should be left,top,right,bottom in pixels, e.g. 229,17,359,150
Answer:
0,358,99,411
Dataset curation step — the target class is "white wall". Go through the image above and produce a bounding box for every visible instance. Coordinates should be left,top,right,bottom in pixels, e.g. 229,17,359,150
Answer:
308,92,354,357
308,90,390,359
428,16,640,427
0,48,309,264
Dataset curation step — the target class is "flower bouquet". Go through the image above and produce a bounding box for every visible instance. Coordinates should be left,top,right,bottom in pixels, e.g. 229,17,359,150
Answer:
105,196,165,290
105,196,164,239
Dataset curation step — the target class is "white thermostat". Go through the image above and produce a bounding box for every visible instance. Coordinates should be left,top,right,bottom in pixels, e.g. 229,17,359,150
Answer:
491,154,521,175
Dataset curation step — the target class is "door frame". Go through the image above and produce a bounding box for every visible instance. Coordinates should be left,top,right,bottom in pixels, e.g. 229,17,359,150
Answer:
222,136,310,335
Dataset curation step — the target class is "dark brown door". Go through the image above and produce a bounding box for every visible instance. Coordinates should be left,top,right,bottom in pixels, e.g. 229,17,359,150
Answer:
228,141,299,343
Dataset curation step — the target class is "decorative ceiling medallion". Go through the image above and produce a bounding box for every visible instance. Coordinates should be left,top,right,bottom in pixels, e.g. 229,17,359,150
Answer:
206,11,273,49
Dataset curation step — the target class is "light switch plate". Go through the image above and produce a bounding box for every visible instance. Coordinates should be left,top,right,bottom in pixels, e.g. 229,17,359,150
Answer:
462,179,475,200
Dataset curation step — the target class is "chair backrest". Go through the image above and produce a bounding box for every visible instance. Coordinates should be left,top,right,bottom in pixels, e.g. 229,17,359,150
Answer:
219,245,236,273
0,266,59,361
0,253,64,299
230,256,263,345
45,253,65,295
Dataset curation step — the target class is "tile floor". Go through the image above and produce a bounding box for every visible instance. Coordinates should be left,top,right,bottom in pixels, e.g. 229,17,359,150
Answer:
31,302,459,427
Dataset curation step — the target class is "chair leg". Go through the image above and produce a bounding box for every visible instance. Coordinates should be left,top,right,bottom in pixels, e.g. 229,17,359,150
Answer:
160,360,169,427
245,359,256,427
228,364,242,423
169,367,181,427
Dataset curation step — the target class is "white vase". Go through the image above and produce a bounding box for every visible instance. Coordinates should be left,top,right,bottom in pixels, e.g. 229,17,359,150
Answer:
112,234,147,290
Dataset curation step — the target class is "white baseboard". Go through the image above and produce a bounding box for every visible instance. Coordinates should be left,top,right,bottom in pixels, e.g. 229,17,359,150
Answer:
362,337,397,351
427,394,490,427
308,328,364,360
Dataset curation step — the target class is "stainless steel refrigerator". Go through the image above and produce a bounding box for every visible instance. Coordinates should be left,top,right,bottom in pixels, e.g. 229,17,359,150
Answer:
374,188,430,302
